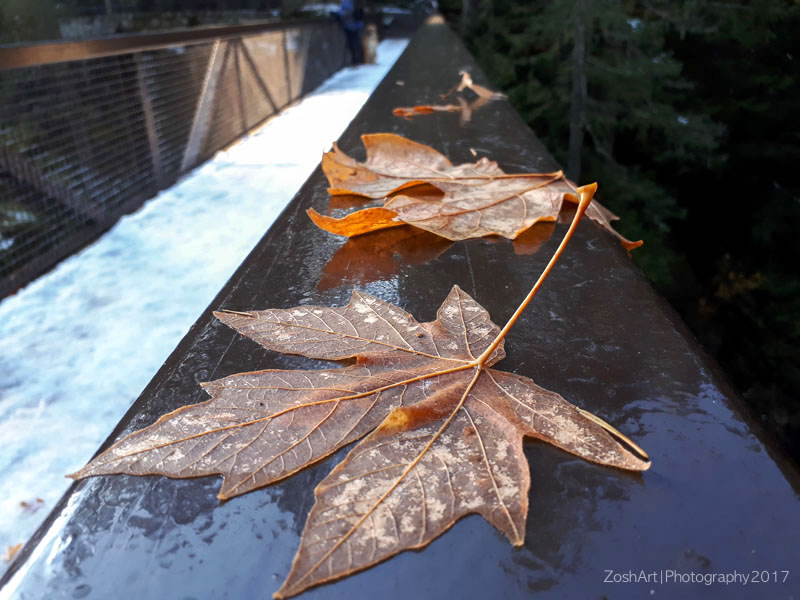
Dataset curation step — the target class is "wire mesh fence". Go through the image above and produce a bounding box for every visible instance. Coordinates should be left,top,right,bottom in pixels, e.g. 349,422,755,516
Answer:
0,19,346,297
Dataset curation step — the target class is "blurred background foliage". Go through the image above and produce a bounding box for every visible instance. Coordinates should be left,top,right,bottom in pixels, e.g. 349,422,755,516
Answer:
441,0,800,461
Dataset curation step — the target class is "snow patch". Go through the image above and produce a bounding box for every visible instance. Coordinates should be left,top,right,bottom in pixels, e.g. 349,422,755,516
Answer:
0,38,409,566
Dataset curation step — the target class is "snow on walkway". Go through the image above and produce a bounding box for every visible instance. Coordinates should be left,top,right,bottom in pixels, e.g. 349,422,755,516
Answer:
0,38,408,566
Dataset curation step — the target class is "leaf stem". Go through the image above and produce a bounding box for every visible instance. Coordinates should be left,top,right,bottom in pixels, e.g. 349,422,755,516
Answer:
577,407,650,460
475,183,597,367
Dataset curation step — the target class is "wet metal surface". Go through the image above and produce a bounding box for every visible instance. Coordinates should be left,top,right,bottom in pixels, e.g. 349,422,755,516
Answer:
3,21,799,600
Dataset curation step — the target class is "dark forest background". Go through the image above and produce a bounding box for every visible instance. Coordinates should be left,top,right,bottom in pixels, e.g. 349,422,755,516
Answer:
1,0,798,461
439,0,800,461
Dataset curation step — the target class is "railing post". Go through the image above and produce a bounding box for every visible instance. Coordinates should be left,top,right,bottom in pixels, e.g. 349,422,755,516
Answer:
134,53,164,185
233,40,247,133
281,27,293,105
181,39,226,173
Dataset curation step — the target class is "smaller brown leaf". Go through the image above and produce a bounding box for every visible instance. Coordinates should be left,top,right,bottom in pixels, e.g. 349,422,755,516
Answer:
383,174,568,240
392,95,493,125
3,543,22,564
583,199,643,251
441,70,504,101
392,104,461,119
315,134,643,249
308,207,403,236
18,497,45,514
321,134,504,199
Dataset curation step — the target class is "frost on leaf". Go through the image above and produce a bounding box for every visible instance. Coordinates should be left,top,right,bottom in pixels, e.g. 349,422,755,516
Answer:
308,133,643,249
72,287,648,598
72,186,649,599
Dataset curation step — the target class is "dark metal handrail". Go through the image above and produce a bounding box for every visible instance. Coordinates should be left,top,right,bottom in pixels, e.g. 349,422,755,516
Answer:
0,17,330,71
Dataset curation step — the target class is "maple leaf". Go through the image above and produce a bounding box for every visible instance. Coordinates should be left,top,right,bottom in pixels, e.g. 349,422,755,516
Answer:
71,188,649,599
392,97,493,125
308,133,643,249
69,284,506,499
3,543,23,564
392,71,501,123
439,70,505,101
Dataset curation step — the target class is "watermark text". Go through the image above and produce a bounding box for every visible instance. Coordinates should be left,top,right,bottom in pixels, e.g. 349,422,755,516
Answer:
603,569,790,586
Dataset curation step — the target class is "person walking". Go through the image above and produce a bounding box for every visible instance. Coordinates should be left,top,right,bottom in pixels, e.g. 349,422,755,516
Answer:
336,0,364,65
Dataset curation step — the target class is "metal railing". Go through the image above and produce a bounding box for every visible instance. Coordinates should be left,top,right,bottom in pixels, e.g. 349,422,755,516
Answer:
0,18,346,297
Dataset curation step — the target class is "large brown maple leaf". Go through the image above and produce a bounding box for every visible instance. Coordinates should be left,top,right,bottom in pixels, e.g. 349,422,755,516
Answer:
308,133,643,250
71,189,649,598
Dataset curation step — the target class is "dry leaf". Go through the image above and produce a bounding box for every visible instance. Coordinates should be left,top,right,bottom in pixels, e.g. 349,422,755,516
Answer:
392,95,492,125
308,206,402,236
392,104,461,118
310,134,643,249
440,70,504,101
71,286,509,499
18,497,45,514
72,190,649,598
395,71,500,124
3,543,22,564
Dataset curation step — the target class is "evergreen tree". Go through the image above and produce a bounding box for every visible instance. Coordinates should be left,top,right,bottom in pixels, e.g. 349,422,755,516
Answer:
444,0,800,458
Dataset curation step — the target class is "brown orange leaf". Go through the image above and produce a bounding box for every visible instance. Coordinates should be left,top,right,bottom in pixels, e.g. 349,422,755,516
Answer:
313,133,643,249
18,497,45,514
70,284,506,499
384,174,568,240
440,70,504,101
307,206,403,236
392,104,461,118
3,543,22,564
320,134,500,198
395,70,501,125
71,189,649,599
392,96,493,125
